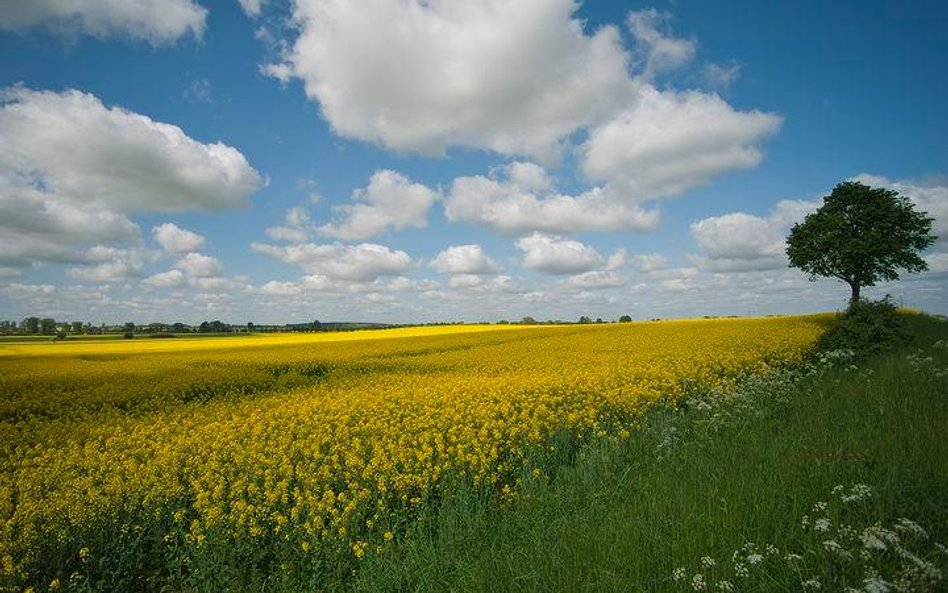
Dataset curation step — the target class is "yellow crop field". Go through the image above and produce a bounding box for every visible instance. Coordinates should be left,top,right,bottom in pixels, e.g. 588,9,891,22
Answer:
0,316,827,592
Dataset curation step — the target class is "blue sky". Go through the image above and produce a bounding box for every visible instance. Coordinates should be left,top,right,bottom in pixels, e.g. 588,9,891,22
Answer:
1,0,946,324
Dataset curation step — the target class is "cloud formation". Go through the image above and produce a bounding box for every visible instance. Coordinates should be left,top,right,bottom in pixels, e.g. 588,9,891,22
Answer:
430,245,500,275
580,87,781,200
268,0,634,160
319,170,439,240
153,223,206,254
516,233,604,275
445,162,658,235
690,200,817,272
0,0,206,44
251,241,413,281
0,87,264,269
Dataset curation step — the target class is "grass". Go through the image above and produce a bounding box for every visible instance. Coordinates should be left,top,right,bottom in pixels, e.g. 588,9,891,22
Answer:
349,315,948,593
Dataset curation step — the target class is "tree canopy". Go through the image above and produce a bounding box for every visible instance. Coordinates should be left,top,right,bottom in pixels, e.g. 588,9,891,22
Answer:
786,181,935,304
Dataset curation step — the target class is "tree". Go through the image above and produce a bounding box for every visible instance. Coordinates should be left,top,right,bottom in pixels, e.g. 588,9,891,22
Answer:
23,317,40,334
39,318,57,335
578,316,592,324
618,315,633,323
786,181,935,305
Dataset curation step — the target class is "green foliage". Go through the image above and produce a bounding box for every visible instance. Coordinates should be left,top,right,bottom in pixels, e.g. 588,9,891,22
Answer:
786,181,935,303
619,315,633,323
815,297,909,358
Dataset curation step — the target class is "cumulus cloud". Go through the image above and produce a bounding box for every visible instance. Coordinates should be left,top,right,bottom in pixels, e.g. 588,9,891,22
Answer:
0,87,264,213
67,247,148,283
516,233,604,275
631,253,668,273
627,9,696,79
0,87,264,270
251,241,413,281
0,0,206,44
430,244,500,275
152,223,205,254
143,269,187,288
563,270,624,290
581,86,781,201
175,253,224,278
237,0,266,17
0,180,139,267
445,162,659,235
690,200,818,272
269,0,634,161
319,170,439,240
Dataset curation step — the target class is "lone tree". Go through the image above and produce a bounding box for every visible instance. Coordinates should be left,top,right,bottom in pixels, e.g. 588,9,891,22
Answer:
786,181,935,305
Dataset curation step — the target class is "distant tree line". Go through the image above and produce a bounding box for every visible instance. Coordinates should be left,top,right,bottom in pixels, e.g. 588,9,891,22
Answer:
0,318,391,338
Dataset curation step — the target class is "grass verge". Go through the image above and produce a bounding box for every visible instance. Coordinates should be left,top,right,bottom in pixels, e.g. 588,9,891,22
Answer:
350,315,948,593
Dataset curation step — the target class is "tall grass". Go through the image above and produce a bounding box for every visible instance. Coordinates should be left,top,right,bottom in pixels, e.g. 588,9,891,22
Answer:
350,315,948,593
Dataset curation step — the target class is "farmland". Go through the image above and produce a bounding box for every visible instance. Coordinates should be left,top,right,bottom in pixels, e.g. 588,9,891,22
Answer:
0,316,827,591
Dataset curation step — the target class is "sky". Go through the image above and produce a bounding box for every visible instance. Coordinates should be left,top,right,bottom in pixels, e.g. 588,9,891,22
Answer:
0,0,946,324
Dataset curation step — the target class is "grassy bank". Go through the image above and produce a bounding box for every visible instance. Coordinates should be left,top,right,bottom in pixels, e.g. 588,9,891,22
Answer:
351,315,948,593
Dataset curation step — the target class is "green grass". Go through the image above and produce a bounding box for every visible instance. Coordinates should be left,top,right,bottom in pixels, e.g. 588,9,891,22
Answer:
349,315,948,593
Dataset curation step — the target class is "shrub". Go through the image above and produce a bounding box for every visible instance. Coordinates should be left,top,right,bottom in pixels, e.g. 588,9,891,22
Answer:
815,296,908,358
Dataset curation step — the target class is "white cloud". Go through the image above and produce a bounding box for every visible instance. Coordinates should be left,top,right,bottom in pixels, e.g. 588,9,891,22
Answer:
430,244,500,275
266,207,313,242
627,9,696,79
153,223,205,254
563,270,624,290
631,253,667,273
704,62,741,89
0,0,206,44
0,87,264,213
605,249,628,271
273,0,634,161
690,200,818,272
251,241,413,281
581,87,781,200
68,247,147,283
143,269,186,288
319,170,439,240
176,253,223,278
0,87,264,270
253,280,303,296
237,0,266,18
448,274,485,289
516,233,604,275
0,179,139,267
445,162,659,235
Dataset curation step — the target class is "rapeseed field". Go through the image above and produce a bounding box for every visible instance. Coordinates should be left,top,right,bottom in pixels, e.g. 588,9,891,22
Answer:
0,317,826,592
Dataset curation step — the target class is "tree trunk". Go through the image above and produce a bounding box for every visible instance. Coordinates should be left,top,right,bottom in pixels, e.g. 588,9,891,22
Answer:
848,281,860,307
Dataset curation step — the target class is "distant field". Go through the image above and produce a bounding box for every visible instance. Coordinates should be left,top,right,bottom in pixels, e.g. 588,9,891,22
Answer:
0,316,827,592
0,324,526,356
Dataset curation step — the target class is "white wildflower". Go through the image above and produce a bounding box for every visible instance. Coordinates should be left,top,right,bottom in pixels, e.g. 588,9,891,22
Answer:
717,580,734,592
863,576,890,593
692,574,707,591
747,553,763,565
803,578,822,589
814,518,831,533
701,556,716,568
672,567,687,582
